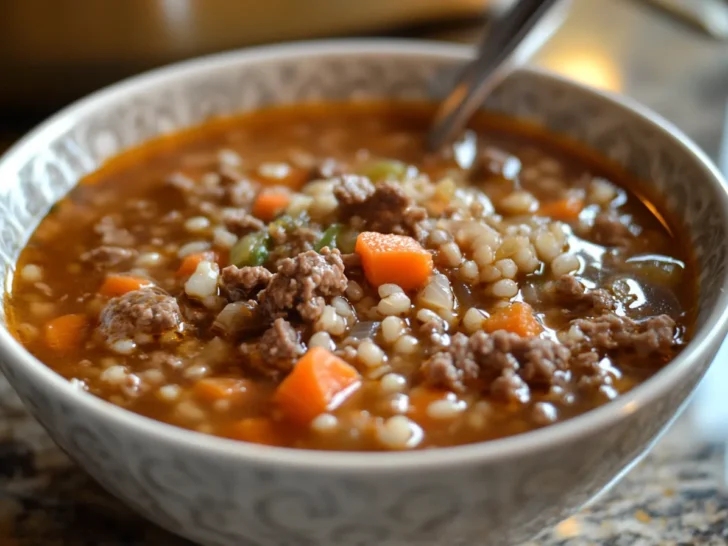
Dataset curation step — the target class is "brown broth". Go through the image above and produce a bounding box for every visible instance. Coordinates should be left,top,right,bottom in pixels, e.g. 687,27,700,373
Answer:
5,102,697,451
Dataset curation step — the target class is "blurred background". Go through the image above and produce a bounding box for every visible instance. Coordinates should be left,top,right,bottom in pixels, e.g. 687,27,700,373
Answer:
0,0,727,543
0,0,726,147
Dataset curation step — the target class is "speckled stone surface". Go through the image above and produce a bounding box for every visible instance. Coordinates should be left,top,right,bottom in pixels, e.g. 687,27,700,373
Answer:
526,421,728,546
1,0,727,544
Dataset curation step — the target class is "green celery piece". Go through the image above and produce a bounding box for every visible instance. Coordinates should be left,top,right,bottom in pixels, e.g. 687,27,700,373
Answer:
315,224,342,251
230,231,270,267
358,159,409,182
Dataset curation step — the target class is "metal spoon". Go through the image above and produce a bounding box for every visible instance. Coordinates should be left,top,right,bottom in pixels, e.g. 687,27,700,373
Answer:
427,0,572,152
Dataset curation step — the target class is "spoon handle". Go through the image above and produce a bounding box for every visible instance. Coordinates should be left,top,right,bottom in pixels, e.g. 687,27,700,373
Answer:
427,0,571,152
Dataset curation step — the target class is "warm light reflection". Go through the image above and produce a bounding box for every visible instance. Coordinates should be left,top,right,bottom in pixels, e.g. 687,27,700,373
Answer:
555,517,581,538
623,401,639,415
159,0,194,39
538,50,623,92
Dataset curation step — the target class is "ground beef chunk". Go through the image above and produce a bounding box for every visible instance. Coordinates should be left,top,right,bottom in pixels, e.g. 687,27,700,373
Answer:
94,215,135,246
418,314,450,352
367,181,410,222
518,343,572,386
221,208,265,236
98,288,183,342
332,175,375,205
420,331,571,401
259,248,348,322
568,313,676,358
220,265,272,302
239,318,304,380
549,274,615,315
334,179,428,239
419,333,483,393
364,182,428,237
403,206,430,242
591,213,634,247
268,224,319,262
491,370,531,404
227,181,257,207
80,246,137,270
166,169,259,209
219,171,259,208
260,318,304,361
570,351,602,374
167,172,226,205
471,331,571,386
419,350,478,394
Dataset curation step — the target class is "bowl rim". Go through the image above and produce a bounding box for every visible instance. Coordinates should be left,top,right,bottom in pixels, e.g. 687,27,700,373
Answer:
2,38,728,472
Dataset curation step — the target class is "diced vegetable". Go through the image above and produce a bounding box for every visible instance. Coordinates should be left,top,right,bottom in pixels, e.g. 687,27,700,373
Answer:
43,314,88,353
176,251,218,277
357,159,409,182
194,378,250,404
315,224,341,251
347,320,381,341
267,212,314,256
336,226,359,254
268,212,307,233
274,347,361,424
225,417,281,445
252,190,291,222
99,275,152,297
229,231,270,267
211,301,259,338
537,197,584,221
482,302,542,337
355,232,433,290
417,273,455,313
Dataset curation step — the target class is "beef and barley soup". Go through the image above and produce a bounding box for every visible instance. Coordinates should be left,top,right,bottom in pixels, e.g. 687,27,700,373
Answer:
6,103,696,451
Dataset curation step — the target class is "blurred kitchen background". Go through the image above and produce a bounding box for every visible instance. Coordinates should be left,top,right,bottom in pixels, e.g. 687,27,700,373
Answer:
0,0,726,144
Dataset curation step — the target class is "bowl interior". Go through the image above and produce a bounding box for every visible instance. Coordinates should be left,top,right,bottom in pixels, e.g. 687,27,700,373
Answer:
0,40,727,461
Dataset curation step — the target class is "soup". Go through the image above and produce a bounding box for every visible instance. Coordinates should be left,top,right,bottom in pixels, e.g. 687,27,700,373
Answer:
5,103,696,451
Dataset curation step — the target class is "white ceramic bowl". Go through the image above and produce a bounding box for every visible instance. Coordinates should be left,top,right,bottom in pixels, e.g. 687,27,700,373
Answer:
1,40,727,546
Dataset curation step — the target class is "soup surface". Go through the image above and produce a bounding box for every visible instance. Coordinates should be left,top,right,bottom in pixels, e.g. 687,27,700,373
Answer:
6,103,696,451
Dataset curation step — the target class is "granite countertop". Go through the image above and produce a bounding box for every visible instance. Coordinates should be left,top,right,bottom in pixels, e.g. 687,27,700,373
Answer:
2,0,728,544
